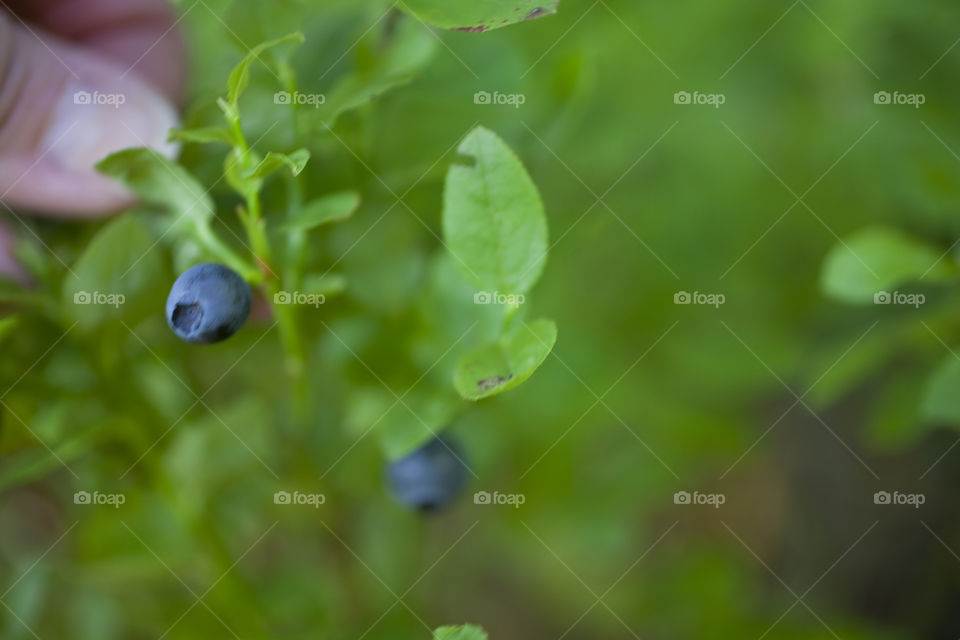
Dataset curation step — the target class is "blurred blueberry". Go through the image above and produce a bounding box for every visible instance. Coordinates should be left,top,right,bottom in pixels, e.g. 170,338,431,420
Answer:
166,263,252,344
386,436,468,512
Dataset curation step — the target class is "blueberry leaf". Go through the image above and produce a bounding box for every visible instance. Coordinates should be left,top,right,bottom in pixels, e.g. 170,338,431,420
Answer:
401,0,557,31
820,226,954,304
61,214,165,331
280,191,361,231
442,126,548,296
301,273,347,298
345,387,462,460
433,624,488,640
97,148,260,281
244,148,310,180
304,17,437,127
453,318,556,400
226,32,304,106
96,148,213,226
168,126,234,145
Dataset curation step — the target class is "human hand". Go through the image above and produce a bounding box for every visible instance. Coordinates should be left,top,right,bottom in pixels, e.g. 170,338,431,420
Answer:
0,0,184,216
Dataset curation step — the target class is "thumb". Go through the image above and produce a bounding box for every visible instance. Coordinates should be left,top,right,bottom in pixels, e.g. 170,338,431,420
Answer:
0,12,180,217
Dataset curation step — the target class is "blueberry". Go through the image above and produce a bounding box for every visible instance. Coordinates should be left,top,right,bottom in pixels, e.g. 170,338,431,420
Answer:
165,263,252,344
386,436,468,512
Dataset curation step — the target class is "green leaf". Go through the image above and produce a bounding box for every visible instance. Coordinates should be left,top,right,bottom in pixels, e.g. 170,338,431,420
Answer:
301,273,347,297
226,32,304,106
97,148,257,280
168,126,234,145
244,149,311,180
401,0,558,31
820,226,954,304
454,318,556,400
921,354,960,425
96,148,213,226
61,215,165,331
346,387,463,460
433,624,488,640
308,17,437,127
443,126,548,295
280,191,361,231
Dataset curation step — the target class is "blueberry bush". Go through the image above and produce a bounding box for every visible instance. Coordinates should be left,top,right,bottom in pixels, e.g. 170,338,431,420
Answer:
4,0,960,638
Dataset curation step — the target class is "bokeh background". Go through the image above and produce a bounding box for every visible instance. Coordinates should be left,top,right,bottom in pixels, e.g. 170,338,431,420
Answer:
3,0,960,637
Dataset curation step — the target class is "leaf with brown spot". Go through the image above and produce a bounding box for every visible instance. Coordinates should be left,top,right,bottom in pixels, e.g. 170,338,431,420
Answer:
400,0,558,31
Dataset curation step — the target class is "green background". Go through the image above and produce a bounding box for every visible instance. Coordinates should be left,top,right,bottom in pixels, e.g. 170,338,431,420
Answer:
3,0,960,637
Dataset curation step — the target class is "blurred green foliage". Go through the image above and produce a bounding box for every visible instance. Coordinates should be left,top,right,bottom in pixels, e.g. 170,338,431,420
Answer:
4,0,960,638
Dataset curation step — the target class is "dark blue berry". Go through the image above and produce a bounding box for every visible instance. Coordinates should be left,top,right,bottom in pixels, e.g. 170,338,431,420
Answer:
166,263,252,344
386,436,468,512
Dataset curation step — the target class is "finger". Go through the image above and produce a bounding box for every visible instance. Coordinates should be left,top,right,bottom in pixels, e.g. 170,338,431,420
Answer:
3,0,186,102
0,7,182,217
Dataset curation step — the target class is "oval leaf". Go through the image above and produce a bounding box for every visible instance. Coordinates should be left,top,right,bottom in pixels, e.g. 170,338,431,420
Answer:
96,148,214,226
820,226,954,304
61,215,164,331
401,0,557,31
454,318,556,400
227,32,304,106
245,148,310,180
443,126,548,296
345,387,462,460
168,126,234,145
281,191,360,231
433,625,488,640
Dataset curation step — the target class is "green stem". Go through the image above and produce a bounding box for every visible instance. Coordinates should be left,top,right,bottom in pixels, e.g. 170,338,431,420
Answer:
227,96,310,421
194,220,261,283
284,173,306,291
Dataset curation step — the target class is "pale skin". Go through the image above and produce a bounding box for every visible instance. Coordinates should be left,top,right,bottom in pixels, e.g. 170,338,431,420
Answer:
0,0,185,277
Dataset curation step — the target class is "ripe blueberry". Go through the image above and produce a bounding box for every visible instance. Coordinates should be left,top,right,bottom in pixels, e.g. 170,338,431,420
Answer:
165,263,252,344
386,436,468,512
